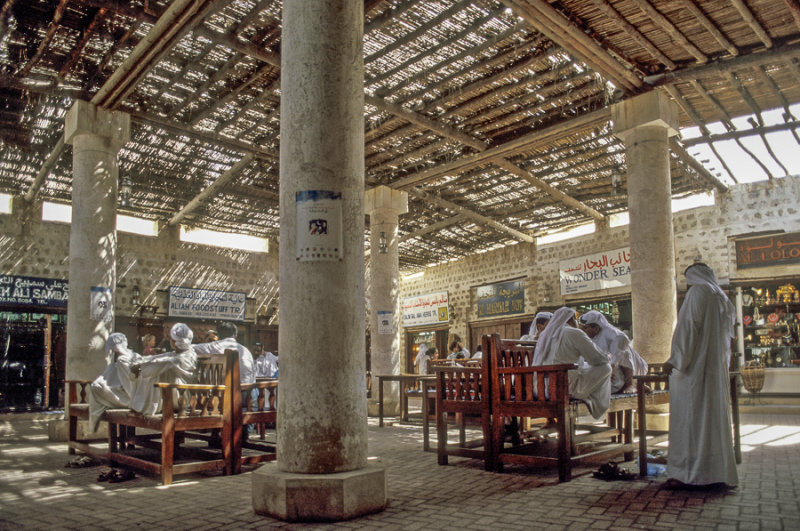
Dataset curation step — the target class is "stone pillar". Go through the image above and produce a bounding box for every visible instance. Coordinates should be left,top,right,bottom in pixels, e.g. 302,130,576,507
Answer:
252,0,386,522
64,100,130,381
365,186,408,415
612,91,679,363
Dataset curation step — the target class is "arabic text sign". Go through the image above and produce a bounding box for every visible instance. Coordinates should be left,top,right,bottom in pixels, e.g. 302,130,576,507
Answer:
0,275,68,308
559,247,631,296
168,286,246,321
736,232,800,269
402,291,449,328
477,280,524,318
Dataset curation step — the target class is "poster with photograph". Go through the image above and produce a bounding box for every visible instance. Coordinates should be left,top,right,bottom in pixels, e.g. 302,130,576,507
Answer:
296,190,343,262
90,286,112,322
377,310,393,335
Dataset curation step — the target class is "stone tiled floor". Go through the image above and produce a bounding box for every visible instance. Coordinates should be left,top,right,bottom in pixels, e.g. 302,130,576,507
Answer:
1,411,799,530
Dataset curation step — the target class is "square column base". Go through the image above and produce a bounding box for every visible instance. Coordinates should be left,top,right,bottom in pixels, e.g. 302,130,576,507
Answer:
252,461,387,522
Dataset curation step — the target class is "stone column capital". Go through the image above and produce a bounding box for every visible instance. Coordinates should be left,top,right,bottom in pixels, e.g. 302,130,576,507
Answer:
364,186,408,217
611,90,679,140
64,100,130,149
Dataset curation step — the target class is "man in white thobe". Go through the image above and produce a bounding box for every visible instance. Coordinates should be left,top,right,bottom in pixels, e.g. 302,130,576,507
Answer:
664,263,738,488
580,310,647,394
413,343,429,374
533,307,612,419
88,333,141,431
129,323,197,416
193,321,255,386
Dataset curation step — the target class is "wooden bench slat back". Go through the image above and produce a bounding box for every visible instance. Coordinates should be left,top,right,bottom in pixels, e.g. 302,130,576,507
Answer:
171,350,238,418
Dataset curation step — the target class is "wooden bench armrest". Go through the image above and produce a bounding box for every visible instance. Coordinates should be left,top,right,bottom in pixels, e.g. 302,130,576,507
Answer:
241,381,278,391
154,383,228,390
65,379,94,384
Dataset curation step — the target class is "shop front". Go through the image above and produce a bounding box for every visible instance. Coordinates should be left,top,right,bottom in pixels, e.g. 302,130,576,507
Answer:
0,275,68,411
732,232,800,395
560,247,633,335
402,291,449,373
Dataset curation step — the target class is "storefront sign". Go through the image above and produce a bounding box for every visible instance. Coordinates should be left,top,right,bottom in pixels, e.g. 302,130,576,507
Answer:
735,232,800,269
559,247,631,295
477,279,524,318
402,291,449,327
377,310,393,335
0,275,68,308
296,190,343,262
168,286,246,321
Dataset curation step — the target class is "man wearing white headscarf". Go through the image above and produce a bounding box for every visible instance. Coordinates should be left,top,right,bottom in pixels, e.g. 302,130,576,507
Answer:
664,263,738,488
88,333,142,431
193,322,255,385
526,311,553,340
532,307,612,419
413,343,429,374
579,310,647,394
129,323,197,416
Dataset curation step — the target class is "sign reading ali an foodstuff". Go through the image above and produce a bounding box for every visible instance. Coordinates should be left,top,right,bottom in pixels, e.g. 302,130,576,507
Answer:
402,291,449,327
559,247,631,295
168,286,246,321
735,232,800,269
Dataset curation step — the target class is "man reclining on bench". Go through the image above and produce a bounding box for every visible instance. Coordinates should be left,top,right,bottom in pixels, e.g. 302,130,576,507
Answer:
533,307,612,419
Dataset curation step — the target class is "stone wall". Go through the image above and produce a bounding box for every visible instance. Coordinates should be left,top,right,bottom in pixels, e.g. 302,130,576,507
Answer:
0,202,279,325
399,176,800,351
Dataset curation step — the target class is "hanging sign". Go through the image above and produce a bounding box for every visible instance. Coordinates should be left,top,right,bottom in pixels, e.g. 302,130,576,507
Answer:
296,190,343,262
402,291,449,328
168,286,246,321
90,286,113,322
477,279,524,318
735,232,800,269
559,247,631,295
0,275,68,308
377,310,393,335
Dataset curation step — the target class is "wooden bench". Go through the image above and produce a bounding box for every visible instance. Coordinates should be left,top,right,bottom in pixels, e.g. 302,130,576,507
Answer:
435,334,637,481
67,349,277,484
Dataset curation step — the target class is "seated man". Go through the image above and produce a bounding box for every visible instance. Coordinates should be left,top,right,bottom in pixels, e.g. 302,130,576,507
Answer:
193,322,254,387
254,342,278,408
130,323,197,416
533,307,612,419
579,310,647,394
88,333,142,431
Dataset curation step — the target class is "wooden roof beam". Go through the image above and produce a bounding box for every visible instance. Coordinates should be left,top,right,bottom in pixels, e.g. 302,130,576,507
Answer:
168,153,255,227
680,0,738,57
731,0,773,49
502,0,642,93
401,215,466,242
23,135,66,203
630,0,707,64
786,0,800,32
16,0,69,78
590,0,676,70
669,139,728,193
406,188,534,244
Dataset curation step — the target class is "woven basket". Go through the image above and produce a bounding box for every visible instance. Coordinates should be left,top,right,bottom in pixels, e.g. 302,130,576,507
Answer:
741,363,766,394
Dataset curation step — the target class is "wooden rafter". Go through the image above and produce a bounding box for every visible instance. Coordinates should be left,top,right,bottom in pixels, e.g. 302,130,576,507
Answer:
786,0,800,32
401,215,465,242
680,0,738,57
16,0,69,78
731,0,773,49
629,0,707,64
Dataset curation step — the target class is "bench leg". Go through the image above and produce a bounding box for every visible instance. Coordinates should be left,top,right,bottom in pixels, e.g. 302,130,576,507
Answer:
437,411,448,465
638,390,648,476
623,409,634,461
558,416,572,482
161,422,174,485
68,415,78,455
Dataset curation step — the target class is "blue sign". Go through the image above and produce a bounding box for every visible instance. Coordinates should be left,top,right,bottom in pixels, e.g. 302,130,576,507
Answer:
0,275,69,308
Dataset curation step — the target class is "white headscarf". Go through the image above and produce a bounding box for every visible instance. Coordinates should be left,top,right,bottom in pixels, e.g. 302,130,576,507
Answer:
170,323,194,351
685,263,736,337
105,333,133,364
533,307,575,365
528,311,553,337
414,343,428,367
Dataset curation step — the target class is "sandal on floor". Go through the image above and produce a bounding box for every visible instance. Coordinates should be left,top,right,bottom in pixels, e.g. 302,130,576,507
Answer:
97,469,116,482
66,456,96,468
593,461,635,481
108,469,136,483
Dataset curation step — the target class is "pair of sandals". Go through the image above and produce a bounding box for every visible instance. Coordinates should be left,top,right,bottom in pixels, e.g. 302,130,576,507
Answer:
593,461,635,481
97,469,136,483
64,456,97,468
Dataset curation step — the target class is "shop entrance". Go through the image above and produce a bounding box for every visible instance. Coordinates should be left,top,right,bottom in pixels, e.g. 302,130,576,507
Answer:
405,328,449,373
0,312,66,411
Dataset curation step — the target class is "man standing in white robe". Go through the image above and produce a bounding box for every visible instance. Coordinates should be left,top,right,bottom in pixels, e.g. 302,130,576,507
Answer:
88,333,141,431
664,263,738,488
579,310,647,394
129,323,197,416
533,307,612,419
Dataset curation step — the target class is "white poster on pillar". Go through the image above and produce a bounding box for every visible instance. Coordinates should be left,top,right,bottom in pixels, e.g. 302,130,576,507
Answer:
90,286,113,322
296,190,343,262
377,310,393,335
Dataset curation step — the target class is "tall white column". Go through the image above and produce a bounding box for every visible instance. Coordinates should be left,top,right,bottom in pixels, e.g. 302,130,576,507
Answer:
612,91,679,363
253,0,386,522
365,186,408,414
64,100,129,381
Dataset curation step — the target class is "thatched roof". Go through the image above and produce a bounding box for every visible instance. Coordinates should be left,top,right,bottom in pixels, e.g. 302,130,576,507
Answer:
1,0,799,272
